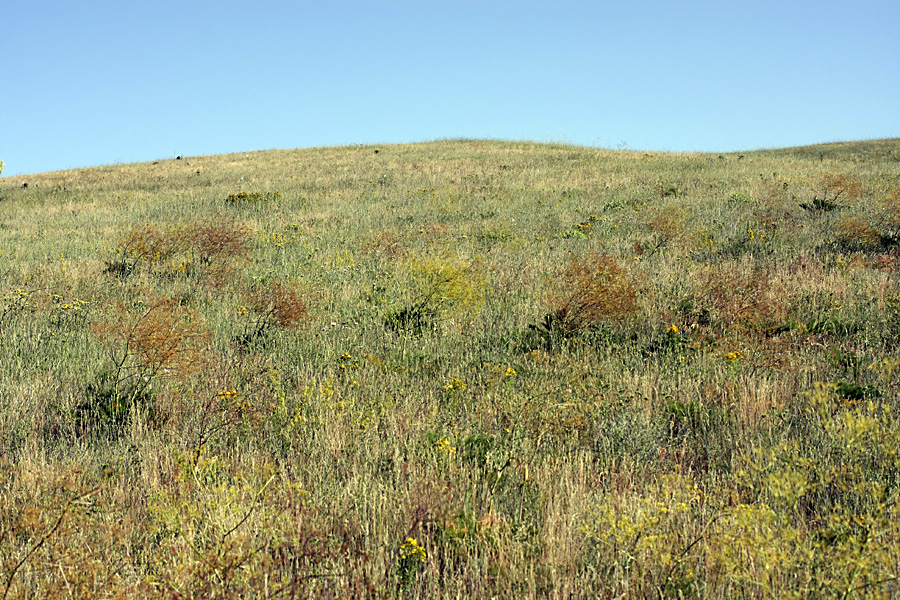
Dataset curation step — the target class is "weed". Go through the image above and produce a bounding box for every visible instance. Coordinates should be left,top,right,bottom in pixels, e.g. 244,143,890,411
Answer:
224,191,282,204
0,463,126,599
0,288,33,333
540,251,640,338
385,250,484,334
88,295,209,435
395,536,427,592
239,279,308,345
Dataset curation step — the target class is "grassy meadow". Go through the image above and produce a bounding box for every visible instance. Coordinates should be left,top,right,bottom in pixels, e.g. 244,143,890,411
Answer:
1,138,900,598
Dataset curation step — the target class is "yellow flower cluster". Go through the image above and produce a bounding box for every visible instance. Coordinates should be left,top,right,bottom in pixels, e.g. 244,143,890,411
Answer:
725,351,744,363
53,294,86,311
442,377,466,391
399,537,427,563
433,438,456,455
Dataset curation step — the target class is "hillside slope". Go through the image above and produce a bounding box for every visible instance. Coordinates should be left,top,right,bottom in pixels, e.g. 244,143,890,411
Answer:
1,139,900,597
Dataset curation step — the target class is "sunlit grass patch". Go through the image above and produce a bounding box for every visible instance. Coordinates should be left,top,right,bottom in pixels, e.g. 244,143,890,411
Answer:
1,138,900,596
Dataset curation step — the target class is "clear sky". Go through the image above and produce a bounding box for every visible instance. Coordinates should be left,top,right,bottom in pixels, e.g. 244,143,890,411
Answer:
2,0,898,177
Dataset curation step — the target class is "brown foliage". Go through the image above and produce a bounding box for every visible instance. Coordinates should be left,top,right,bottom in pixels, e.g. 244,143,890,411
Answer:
243,279,309,343
835,215,881,248
879,186,900,235
105,217,250,281
92,295,210,383
191,218,251,273
820,172,862,202
362,230,402,258
697,264,787,333
546,251,640,334
1,463,128,599
107,223,188,275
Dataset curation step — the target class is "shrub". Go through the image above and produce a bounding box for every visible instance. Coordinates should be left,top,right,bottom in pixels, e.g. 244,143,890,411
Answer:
104,223,187,277
877,186,900,244
540,251,640,337
239,279,309,345
143,452,373,599
0,463,127,598
104,218,249,281
189,218,251,282
800,172,862,212
385,250,485,334
696,263,787,334
86,295,209,434
835,215,882,250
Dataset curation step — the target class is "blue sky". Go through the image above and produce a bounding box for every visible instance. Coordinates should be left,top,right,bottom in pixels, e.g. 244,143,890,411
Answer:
2,0,898,177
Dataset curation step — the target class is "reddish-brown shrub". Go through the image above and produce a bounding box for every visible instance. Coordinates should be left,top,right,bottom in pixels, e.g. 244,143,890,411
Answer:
242,279,309,343
545,251,640,335
836,215,881,248
697,264,787,334
92,295,210,385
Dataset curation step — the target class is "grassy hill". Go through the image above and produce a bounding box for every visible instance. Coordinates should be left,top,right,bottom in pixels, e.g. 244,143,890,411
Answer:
1,139,900,597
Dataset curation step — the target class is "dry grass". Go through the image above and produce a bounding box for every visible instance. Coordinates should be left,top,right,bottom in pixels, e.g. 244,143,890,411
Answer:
1,138,900,597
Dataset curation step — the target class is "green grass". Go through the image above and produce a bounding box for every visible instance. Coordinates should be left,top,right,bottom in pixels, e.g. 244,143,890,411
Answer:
1,138,900,598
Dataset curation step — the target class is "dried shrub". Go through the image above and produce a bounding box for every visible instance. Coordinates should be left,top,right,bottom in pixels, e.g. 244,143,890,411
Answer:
362,230,402,258
142,454,373,599
0,463,127,598
877,186,900,243
105,223,188,276
649,205,687,243
835,215,882,249
541,251,640,336
104,218,250,282
800,172,862,212
241,279,309,344
821,172,862,201
85,296,210,433
93,296,209,379
190,218,251,281
697,264,787,334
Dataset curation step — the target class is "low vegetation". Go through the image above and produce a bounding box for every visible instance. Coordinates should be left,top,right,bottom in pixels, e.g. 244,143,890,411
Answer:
1,138,900,597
